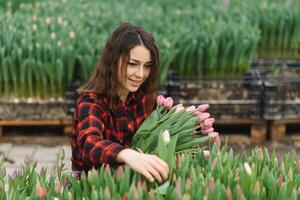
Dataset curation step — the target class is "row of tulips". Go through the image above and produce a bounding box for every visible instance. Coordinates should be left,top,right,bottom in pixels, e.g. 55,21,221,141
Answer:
1,0,300,100
1,145,299,199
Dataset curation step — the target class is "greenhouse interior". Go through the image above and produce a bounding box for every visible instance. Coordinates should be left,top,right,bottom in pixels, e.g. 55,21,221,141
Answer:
0,0,300,199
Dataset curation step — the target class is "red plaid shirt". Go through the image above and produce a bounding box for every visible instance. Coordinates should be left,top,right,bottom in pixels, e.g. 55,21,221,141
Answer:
71,92,152,173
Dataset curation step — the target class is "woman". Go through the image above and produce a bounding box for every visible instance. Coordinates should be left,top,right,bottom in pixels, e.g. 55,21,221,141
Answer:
71,23,169,183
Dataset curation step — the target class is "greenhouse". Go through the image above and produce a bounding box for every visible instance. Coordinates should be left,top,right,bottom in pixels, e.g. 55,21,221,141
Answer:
0,0,300,199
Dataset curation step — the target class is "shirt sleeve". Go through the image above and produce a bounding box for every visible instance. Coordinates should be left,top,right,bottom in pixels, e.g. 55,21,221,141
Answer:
76,95,126,167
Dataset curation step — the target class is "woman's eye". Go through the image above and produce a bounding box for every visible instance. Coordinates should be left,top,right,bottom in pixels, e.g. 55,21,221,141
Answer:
128,62,138,66
145,65,151,68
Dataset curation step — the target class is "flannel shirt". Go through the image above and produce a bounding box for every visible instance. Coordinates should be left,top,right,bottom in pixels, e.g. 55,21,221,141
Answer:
71,92,152,173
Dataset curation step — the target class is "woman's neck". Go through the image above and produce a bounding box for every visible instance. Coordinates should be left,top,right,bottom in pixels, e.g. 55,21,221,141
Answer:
117,88,129,103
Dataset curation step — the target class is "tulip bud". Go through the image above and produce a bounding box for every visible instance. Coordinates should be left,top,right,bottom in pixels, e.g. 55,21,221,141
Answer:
197,104,209,112
162,130,170,145
24,155,31,166
58,148,65,160
208,177,215,192
11,170,18,180
123,194,129,200
176,180,182,199
175,105,185,113
37,186,46,198
211,158,217,170
157,95,165,105
253,181,260,196
163,97,173,109
237,184,243,198
40,166,47,177
257,147,263,161
149,188,155,200
201,127,214,134
186,105,196,112
277,175,283,188
226,186,232,200
244,162,252,175
1,167,6,177
105,164,112,176
203,150,210,159
198,112,210,122
203,118,215,126
55,181,62,194
104,186,111,200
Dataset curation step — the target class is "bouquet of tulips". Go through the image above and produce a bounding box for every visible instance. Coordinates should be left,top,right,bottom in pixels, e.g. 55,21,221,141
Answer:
131,95,220,171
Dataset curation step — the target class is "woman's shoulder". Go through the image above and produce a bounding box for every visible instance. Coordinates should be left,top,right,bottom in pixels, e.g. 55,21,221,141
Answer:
77,92,109,108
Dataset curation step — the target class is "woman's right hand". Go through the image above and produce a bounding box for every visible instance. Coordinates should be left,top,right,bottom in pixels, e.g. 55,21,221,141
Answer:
116,149,169,183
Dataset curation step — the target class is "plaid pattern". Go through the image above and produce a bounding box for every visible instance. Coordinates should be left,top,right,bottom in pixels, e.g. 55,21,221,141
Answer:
71,92,151,173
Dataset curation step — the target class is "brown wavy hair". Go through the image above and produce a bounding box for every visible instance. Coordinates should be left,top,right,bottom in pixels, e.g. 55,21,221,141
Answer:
77,23,160,112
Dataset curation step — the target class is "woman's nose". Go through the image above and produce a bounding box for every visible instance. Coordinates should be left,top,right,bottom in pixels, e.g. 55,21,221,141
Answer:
135,65,144,78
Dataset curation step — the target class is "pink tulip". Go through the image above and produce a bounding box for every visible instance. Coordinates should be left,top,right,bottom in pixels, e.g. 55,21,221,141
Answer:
37,186,46,198
257,147,263,161
203,118,215,126
197,104,209,112
226,186,233,200
55,182,62,193
163,97,173,109
157,95,165,105
201,127,214,134
208,177,215,192
203,150,210,159
208,132,221,147
197,112,210,122
186,105,196,112
174,104,185,113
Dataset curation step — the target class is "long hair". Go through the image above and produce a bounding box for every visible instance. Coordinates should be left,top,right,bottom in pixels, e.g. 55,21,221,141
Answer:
77,23,159,112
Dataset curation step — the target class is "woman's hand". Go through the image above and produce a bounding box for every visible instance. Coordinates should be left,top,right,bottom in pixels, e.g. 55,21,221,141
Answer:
116,149,169,183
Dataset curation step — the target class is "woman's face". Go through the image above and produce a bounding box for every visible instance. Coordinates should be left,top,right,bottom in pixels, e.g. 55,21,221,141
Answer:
118,45,152,96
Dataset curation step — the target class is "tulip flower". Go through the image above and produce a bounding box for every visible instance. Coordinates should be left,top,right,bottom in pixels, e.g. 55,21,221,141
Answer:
11,170,18,180
162,130,170,145
157,95,165,106
197,112,210,122
203,118,215,127
55,181,62,194
203,150,210,159
163,97,173,109
257,147,263,161
244,162,252,175
197,104,209,112
37,186,47,198
202,127,214,134
186,105,196,112
226,186,232,200
208,132,221,146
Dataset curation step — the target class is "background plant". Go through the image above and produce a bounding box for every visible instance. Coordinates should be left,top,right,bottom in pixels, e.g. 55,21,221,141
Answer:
0,0,299,100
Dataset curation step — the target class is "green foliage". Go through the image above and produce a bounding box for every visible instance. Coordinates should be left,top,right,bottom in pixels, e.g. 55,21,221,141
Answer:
1,146,300,199
0,0,299,99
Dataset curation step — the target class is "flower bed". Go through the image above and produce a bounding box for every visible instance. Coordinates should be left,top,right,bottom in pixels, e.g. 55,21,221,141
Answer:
1,146,299,199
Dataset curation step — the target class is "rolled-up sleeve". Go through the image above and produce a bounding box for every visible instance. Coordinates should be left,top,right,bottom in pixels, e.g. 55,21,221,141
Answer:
76,96,126,167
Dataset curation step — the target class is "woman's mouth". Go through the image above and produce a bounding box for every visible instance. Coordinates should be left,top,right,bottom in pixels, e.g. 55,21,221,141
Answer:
129,79,142,85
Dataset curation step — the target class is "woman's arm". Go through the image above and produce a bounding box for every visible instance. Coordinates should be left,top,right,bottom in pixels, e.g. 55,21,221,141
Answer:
116,149,169,183
76,95,126,167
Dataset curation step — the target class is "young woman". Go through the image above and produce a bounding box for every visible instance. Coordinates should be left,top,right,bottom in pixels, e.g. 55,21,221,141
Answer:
71,23,169,183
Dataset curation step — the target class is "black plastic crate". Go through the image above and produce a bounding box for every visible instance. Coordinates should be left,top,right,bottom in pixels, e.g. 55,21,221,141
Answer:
263,71,300,119
166,70,263,120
